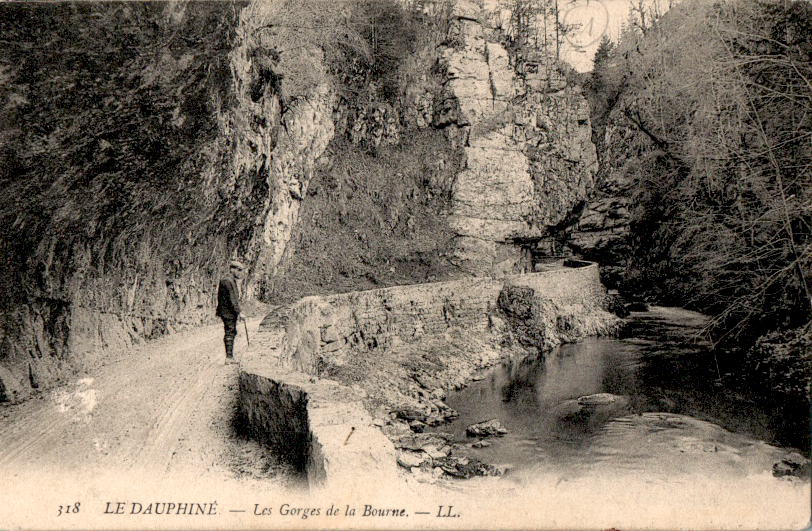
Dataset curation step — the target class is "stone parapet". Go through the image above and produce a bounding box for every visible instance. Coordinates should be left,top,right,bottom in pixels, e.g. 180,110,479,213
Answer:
263,261,603,376
237,262,618,486
238,362,399,489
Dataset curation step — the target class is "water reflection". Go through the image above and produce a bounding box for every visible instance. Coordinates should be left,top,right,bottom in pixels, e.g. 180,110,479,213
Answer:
439,307,806,478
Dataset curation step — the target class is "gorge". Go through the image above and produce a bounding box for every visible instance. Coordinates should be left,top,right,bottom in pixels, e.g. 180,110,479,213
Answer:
0,0,809,527
0,0,602,402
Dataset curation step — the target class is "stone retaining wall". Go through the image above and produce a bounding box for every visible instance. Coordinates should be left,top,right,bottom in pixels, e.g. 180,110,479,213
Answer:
263,261,603,375
238,364,399,489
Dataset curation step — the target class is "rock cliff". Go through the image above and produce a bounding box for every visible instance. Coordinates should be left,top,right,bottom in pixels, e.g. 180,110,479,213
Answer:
225,1,337,298
0,0,601,402
435,0,598,275
553,121,636,284
0,0,336,401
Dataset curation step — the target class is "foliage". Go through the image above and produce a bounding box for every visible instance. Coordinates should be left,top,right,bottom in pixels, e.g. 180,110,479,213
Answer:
589,0,811,347
267,130,461,303
593,34,614,69
745,323,812,404
247,0,446,111
242,0,366,102
500,0,576,62
584,34,618,151
346,0,427,103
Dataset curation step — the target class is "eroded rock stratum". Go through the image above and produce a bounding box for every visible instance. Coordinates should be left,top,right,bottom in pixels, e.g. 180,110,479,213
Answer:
436,0,598,275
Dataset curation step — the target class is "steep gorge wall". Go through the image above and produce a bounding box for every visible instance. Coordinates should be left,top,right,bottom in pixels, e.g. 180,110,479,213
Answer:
435,0,598,275
0,0,335,401
545,120,636,286
0,0,601,402
222,0,338,298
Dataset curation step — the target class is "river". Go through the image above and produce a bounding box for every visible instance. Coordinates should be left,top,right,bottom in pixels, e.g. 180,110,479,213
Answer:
435,306,810,510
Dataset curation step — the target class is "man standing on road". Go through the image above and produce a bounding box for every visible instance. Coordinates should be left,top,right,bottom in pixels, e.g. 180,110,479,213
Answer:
216,260,245,362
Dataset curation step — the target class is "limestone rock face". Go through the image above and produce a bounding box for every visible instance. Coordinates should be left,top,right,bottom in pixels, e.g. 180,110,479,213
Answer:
435,0,598,275
551,393,631,424
0,0,337,402
554,122,637,276
227,2,336,299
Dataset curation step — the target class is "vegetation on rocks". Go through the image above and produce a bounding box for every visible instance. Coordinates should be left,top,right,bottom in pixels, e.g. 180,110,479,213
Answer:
742,323,811,438
269,130,461,303
498,284,621,351
255,0,460,302
0,2,245,308
581,0,811,428
0,1,260,399
586,0,811,344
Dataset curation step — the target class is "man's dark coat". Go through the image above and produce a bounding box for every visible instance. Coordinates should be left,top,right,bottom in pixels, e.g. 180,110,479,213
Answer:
216,277,241,319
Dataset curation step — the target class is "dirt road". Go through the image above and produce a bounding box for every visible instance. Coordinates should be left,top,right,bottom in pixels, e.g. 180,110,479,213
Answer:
0,318,296,487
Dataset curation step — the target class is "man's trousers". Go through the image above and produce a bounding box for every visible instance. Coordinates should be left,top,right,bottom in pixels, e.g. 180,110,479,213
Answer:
221,316,238,358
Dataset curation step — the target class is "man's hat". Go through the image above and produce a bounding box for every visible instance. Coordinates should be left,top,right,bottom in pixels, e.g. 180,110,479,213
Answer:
229,260,245,270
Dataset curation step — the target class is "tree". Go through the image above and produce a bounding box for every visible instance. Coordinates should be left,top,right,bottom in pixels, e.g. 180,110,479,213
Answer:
594,0,811,346
593,34,614,71
502,0,575,62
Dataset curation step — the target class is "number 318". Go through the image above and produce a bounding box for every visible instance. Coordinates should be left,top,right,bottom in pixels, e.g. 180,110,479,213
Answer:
57,502,80,516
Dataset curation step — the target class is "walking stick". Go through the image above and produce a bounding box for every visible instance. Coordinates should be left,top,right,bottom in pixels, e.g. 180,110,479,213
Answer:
243,318,250,346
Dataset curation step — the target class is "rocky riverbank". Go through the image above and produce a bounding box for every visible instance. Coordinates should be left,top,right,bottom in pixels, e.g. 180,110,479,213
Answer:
239,262,620,484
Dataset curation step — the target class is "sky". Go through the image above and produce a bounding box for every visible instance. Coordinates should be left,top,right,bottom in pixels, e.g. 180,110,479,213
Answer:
558,0,672,71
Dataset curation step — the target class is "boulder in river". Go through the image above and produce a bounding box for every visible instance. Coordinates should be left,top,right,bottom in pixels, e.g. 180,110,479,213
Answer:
604,292,630,318
589,412,807,480
466,419,508,437
423,445,449,460
392,406,427,422
381,420,412,439
436,455,504,478
552,393,630,422
577,393,622,406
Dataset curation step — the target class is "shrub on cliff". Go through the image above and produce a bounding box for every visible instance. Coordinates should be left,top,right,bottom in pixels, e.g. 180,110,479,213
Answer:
243,0,445,115
268,129,460,302
240,0,366,101
334,0,450,149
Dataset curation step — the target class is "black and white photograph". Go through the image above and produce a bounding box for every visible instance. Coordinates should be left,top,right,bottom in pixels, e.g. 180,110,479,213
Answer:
0,0,810,528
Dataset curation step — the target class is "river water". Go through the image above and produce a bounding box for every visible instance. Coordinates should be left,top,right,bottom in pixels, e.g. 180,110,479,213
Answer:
439,306,809,484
